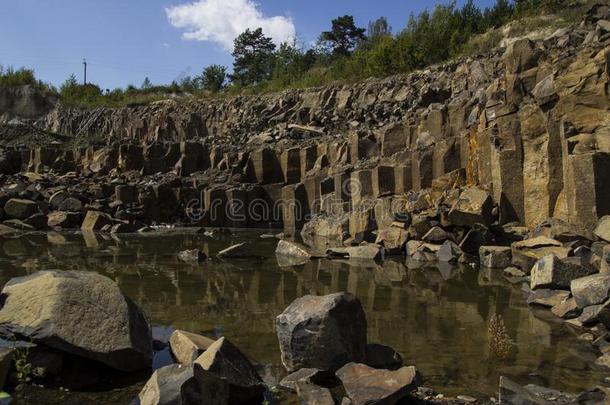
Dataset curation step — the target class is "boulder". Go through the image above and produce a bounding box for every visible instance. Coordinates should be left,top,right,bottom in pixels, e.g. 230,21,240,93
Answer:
511,237,569,272
479,246,512,268
192,337,265,404
4,198,38,220
81,210,113,231
422,226,450,243
374,226,408,255
551,297,581,319
437,240,463,262
594,216,610,243
279,368,327,392
138,363,193,405
275,240,313,260
180,369,229,405
57,197,83,212
0,271,151,371
527,289,570,308
296,382,335,405
217,242,257,259
0,348,12,391
571,274,610,308
276,292,367,372
498,376,551,405
530,254,596,290
170,330,215,364
365,343,403,370
336,362,421,405
448,187,493,227
47,211,82,228
577,300,610,325
177,249,207,263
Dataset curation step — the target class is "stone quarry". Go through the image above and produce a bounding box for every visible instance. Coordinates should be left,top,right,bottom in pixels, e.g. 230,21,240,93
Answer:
0,3,609,405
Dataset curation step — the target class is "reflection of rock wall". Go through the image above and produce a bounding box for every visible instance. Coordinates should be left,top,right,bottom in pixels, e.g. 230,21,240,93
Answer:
0,231,602,393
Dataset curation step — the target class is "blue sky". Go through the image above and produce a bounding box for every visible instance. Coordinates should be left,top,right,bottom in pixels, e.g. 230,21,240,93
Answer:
1,0,496,90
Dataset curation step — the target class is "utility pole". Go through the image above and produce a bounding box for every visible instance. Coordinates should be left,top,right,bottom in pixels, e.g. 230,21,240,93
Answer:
82,58,87,85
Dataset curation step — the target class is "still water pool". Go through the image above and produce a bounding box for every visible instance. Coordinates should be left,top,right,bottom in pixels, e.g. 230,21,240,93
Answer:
0,229,604,404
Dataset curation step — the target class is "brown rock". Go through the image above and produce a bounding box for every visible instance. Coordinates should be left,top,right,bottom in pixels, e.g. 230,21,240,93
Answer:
336,362,421,405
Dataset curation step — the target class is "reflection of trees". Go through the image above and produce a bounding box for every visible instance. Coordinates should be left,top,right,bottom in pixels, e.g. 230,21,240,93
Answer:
0,232,602,394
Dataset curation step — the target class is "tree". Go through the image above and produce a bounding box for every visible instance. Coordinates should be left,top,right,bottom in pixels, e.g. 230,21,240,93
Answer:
141,77,153,89
272,41,317,85
231,28,276,86
319,15,366,57
60,74,79,92
368,17,392,40
202,65,227,92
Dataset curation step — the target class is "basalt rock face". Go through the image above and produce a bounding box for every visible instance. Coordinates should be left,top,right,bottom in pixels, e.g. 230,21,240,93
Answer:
0,9,609,236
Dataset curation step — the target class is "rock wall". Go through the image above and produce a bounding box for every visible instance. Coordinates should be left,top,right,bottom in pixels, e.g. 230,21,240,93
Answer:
0,5,609,235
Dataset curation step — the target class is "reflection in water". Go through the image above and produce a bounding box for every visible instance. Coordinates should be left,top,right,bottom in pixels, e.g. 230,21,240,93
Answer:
0,230,604,400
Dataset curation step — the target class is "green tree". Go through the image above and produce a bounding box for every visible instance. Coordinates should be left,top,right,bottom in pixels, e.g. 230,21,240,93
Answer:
272,41,317,85
60,74,102,104
319,15,366,57
368,17,392,40
141,77,153,89
202,65,227,92
231,28,276,86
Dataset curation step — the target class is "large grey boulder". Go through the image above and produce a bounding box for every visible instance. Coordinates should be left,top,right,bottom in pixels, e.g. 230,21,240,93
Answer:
138,364,193,405
571,274,610,308
276,292,367,372
0,271,152,371
530,254,596,290
191,337,264,404
336,362,421,405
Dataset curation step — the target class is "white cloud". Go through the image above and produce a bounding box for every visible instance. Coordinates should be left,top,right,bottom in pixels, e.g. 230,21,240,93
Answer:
166,0,296,51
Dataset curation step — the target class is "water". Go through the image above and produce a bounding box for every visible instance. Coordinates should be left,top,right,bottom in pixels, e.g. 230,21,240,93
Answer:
0,229,604,404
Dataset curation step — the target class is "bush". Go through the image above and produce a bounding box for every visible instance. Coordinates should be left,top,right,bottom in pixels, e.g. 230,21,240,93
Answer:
0,66,55,93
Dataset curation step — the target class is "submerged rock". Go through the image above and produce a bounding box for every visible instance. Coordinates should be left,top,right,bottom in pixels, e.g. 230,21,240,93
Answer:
336,362,421,405
499,376,552,405
0,270,152,371
217,242,258,259
177,249,207,263
275,240,313,259
327,243,385,260
276,292,367,372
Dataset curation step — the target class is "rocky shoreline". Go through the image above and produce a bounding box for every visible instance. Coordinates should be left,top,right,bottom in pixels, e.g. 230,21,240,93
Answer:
0,3,608,404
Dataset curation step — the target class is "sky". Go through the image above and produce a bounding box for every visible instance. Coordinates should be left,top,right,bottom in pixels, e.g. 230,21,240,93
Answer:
0,0,497,90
